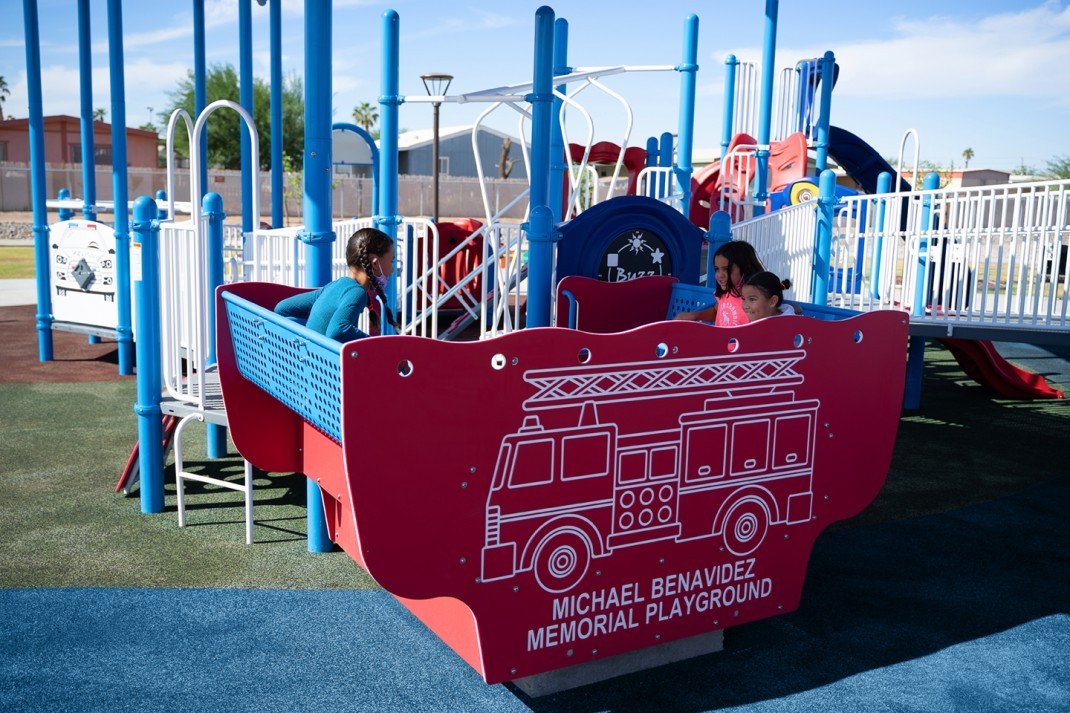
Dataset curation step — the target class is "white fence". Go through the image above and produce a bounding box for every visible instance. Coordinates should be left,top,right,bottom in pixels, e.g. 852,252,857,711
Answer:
734,178,1070,335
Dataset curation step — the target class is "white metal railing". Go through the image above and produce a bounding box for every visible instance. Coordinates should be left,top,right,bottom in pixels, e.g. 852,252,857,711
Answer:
636,166,679,209
732,61,760,142
159,217,211,408
823,179,1070,333
481,222,528,339
720,143,760,222
732,201,817,301
394,218,443,338
772,66,798,143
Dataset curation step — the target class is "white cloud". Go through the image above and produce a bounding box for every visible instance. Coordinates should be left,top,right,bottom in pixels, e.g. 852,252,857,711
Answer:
720,1,1070,103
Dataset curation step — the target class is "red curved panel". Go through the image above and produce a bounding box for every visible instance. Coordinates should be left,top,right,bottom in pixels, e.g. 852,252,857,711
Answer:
568,141,648,197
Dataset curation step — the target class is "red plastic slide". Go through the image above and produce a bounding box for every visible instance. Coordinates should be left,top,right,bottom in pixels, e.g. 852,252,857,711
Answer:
940,339,1063,399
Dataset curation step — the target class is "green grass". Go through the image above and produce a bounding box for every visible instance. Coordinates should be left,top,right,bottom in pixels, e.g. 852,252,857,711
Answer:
0,347,1066,590
0,247,36,279
0,380,376,590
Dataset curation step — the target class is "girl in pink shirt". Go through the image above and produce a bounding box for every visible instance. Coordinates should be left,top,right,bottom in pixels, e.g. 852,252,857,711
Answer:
674,241,765,326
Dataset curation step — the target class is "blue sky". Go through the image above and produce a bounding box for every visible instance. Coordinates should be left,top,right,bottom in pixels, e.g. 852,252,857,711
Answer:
2,0,1069,172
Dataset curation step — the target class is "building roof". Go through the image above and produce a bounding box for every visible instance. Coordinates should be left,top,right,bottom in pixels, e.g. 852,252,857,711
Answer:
397,125,522,151
0,115,158,138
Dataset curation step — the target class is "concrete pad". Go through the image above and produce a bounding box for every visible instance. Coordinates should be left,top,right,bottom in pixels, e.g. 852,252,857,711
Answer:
0,279,37,307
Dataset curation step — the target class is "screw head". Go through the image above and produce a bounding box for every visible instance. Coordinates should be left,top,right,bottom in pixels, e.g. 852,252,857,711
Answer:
459,557,467,564
461,481,468,489
349,350,358,358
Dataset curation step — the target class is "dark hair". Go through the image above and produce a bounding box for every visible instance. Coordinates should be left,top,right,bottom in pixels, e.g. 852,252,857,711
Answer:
713,241,765,297
346,227,399,330
742,271,792,306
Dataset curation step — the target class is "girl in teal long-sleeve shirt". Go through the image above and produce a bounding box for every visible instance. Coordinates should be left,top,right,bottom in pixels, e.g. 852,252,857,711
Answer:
274,228,398,342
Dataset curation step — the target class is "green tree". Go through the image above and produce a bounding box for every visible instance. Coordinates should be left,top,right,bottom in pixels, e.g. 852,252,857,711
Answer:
352,101,378,132
159,63,304,170
1012,160,1037,176
1044,155,1070,180
0,75,9,121
961,147,974,169
94,107,106,122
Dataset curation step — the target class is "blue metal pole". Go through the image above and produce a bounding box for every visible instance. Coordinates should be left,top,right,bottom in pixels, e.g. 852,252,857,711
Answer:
870,171,892,300
303,0,335,553
107,0,134,376
903,336,926,410
57,188,74,222
204,192,227,458
707,209,732,287
376,9,400,324
645,137,658,167
720,54,738,163
131,195,164,513
24,0,53,363
813,51,835,172
754,0,779,217
270,0,284,228
333,122,379,220
812,168,836,305
674,14,698,218
524,6,556,329
194,0,207,198
239,0,254,234
914,171,941,316
548,18,568,222
658,132,673,200
155,188,167,220
77,0,97,221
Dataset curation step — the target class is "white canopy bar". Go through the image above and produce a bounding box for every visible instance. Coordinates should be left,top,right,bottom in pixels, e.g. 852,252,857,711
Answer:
402,64,679,105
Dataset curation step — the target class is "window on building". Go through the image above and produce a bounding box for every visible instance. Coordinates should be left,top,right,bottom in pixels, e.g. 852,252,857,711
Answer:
0,142,7,161
439,156,449,175
69,143,113,165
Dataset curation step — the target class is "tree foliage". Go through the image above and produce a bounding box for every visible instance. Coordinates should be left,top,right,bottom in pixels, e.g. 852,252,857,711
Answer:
0,75,9,120
1044,155,1070,180
158,63,304,170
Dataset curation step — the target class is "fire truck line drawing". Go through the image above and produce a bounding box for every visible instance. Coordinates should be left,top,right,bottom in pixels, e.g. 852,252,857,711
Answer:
481,349,820,594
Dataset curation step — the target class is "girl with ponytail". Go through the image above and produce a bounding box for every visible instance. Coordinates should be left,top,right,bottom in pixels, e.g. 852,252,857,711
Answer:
274,227,399,341
740,271,793,322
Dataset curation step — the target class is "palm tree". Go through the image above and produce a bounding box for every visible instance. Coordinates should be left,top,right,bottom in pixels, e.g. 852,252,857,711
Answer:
0,75,9,121
352,101,378,132
962,147,974,169
93,107,106,123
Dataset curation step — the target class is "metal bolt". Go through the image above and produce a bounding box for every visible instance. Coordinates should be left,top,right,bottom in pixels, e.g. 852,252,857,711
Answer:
511,357,518,365
823,494,829,500
513,586,519,592
777,605,783,610
470,466,477,473
733,610,739,617
824,422,829,428
659,557,665,564
461,481,468,489
311,151,316,157
459,557,467,565
511,668,517,675
349,350,358,358
655,634,661,640
592,649,598,655
713,620,720,626
784,533,789,539
719,547,725,552
828,433,834,439
474,577,481,583
566,649,573,657
595,570,602,576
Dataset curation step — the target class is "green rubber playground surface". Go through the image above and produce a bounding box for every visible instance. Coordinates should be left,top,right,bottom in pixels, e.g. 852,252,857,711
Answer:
1,343,1066,591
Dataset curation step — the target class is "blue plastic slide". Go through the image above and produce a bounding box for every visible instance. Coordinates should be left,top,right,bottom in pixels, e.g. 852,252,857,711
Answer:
827,126,912,194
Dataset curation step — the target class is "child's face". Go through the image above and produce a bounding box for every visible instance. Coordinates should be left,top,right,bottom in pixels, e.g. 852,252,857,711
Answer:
714,255,743,291
741,284,779,321
372,246,396,277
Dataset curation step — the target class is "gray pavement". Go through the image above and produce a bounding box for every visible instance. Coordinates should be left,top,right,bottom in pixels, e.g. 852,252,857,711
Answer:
0,279,36,308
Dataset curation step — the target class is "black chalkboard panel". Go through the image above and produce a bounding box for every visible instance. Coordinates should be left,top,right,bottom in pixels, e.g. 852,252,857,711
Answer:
597,228,674,282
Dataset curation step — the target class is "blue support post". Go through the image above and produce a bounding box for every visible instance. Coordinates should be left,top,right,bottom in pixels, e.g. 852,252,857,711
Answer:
813,51,835,172
193,0,207,198
753,0,779,217
303,0,336,553
107,0,134,376
239,0,254,235
913,171,941,315
204,192,227,458
870,171,892,300
270,0,284,228
707,210,732,287
812,169,836,305
57,188,74,222
77,0,97,222
524,6,556,329
131,196,164,513
155,189,167,220
721,55,738,163
548,18,569,222
658,133,673,201
24,0,53,363
674,14,699,218
904,336,926,410
645,137,659,167
376,11,400,247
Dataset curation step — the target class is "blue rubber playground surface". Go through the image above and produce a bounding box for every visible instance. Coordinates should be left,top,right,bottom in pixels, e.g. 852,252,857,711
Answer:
3,476,1068,712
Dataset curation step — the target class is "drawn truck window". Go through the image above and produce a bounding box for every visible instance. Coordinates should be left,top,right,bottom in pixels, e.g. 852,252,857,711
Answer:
481,350,820,594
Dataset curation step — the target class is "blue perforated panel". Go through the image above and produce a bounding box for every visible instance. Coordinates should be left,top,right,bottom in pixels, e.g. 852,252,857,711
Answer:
666,283,717,320
224,293,343,443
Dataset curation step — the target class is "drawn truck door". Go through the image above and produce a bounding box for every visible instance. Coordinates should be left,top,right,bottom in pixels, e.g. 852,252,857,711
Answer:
677,393,820,555
481,414,618,593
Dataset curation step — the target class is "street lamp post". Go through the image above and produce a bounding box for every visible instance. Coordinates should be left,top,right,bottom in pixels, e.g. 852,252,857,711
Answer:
420,72,453,223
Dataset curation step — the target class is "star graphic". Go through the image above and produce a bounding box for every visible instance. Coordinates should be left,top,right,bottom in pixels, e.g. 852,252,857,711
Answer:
650,247,665,264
